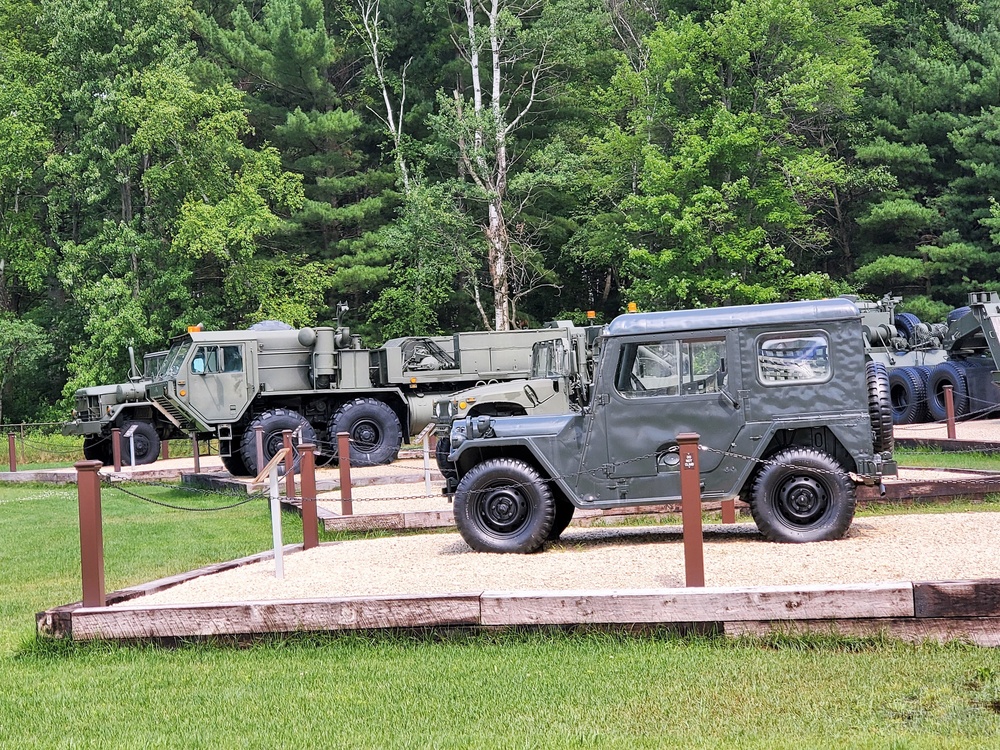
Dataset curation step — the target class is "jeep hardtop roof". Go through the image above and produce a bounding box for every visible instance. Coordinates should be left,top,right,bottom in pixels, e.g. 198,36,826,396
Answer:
605,298,860,338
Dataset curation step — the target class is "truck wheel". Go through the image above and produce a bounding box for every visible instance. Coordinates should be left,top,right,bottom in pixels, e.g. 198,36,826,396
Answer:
926,362,971,421
221,451,251,477
454,458,555,553
865,361,893,451
83,435,112,466
888,367,926,425
119,421,161,465
749,448,856,543
329,398,402,467
546,499,575,541
239,408,317,476
435,436,458,481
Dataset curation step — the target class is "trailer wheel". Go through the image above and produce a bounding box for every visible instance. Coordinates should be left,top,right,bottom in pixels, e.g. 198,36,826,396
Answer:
865,361,894,451
118,420,161,465
927,362,971,421
83,435,113,466
750,448,856,543
221,451,251,477
329,398,402,467
455,458,555,553
239,408,317,476
888,367,927,425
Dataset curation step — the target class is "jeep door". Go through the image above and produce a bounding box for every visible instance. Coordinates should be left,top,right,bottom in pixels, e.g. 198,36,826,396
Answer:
182,343,256,424
578,332,745,504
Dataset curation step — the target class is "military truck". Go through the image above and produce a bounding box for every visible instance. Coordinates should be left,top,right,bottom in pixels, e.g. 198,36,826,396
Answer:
445,298,896,553
64,310,566,472
65,349,185,465
432,320,603,479
856,291,1000,424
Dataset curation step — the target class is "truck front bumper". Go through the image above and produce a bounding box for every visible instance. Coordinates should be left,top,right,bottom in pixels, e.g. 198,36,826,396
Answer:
61,421,104,437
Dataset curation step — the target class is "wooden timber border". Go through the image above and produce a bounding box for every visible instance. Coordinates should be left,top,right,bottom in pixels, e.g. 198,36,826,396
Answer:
36,557,1000,646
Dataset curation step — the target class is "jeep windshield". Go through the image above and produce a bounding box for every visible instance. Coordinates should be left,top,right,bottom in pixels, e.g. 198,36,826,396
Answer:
530,339,570,378
158,341,192,379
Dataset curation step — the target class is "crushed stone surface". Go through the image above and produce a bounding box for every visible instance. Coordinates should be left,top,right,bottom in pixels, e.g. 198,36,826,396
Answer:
128,512,1000,606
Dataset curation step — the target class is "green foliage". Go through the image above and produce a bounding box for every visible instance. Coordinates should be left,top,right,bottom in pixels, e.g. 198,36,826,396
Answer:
0,315,52,423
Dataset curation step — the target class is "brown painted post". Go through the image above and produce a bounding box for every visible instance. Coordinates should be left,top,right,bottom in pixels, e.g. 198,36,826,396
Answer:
255,425,264,474
111,427,122,472
337,431,353,516
300,443,319,550
282,429,295,498
943,384,957,439
191,434,201,474
160,441,169,460
677,432,705,587
7,433,15,472
721,498,736,524
75,460,106,607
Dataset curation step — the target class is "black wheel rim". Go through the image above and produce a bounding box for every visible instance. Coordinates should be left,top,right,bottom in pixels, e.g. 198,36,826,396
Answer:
473,482,531,536
265,432,286,461
774,474,829,527
351,419,382,452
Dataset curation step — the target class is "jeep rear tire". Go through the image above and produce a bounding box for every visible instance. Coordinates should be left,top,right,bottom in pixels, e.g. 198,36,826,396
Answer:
455,458,555,553
546,498,575,541
239,408,317,476
119,420,160,466
749,448,856,543
865,361,893,451
329,398,402,467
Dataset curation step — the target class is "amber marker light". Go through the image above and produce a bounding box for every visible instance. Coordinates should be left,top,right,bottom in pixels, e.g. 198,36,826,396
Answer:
627,302,638,313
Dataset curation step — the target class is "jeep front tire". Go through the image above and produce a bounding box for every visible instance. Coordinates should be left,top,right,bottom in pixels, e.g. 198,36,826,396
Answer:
749,448,856,543
454,458,555,553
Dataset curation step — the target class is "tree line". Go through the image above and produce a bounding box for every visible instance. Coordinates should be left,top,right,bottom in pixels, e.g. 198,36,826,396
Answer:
1,0,998,422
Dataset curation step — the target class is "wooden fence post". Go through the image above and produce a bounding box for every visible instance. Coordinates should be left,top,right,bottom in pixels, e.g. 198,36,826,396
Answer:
191,434,201,474
943,384,957,440
721,499,736,524
255,425,264,475
300,443,319,550
282,429,295,498
337,431,353,516
75,460,106,607
7,433,15,472
160,441,169,460
677,433,705,587
111,427,122,472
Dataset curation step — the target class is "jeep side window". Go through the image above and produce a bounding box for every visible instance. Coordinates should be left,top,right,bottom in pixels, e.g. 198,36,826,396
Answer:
757,333,830,384
616,338,726,397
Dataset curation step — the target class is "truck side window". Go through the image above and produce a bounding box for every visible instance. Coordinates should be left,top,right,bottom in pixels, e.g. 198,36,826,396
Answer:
757,333,830,384
222,345,243,373
616,338,726,397
193,346,220,374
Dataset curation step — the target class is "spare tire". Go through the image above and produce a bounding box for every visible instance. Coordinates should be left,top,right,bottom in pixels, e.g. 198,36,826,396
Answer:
248,320,293,331
926,362,971,422
888,367,926,425
894,312,921,343
946,306,971,327
865,361,894,452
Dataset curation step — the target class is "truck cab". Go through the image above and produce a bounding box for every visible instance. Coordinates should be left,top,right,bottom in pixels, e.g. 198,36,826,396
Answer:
447,298,896,553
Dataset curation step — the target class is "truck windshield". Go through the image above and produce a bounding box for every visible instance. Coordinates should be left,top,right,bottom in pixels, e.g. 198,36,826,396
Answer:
143,352,168,379
159,341,192,379
531,339,569,378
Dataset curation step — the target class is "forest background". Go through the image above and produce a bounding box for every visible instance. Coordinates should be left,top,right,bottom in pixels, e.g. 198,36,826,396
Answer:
0,0,998,423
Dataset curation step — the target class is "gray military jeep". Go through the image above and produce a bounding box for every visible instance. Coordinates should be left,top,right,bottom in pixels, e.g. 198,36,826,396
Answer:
446,298,896,553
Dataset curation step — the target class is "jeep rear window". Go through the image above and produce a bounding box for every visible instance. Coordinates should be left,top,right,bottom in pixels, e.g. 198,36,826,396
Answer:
615,338,726,397
757,333,830,384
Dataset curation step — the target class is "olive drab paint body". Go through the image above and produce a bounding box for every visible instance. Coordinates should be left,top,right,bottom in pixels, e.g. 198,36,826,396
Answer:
447,298,897,553
63,309,568,472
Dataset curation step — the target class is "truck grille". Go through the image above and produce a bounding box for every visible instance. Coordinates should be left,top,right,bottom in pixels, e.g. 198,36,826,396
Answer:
75,395,102,422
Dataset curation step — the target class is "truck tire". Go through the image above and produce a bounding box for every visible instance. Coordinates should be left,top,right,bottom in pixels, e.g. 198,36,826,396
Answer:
329,398,402,467
894,312,921,343
865,361,894,452
239,408,317,476
435,436,458,482
454,458,555,553
749,448,856,543
221,451,251,477
119,420,161,465
888,367,926,425
546,499,575,541
927,362,971,421
83,435,113,466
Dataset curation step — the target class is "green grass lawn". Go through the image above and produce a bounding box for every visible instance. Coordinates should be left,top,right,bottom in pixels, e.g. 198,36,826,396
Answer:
1,466,1000,747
